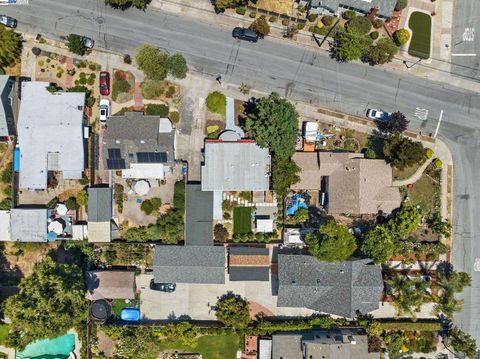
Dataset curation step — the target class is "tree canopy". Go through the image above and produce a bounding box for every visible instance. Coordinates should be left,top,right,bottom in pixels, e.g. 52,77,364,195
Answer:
361,226,396,264
4,257,87,350
250,15,270,38
449,326,477,358
384,111,409,134
105,0,151,10
0,27,22,69
66,34,87,56
345,16,372,35
394,28,410,46
386,274,432,318
272,157,300,197
305,221,357,262
333,32,371,62
103,326,159,359
367,38,398,65
215,292,251,329
383,134,424,170
166,53,188,79
135,45,168,80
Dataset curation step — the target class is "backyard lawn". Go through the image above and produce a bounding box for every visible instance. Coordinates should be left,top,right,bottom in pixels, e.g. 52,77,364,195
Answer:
158,334,241,359
234,207,252,234
408,12,431,59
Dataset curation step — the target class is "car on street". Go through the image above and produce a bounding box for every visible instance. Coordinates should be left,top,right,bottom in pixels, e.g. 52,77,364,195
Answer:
82,36,95,49
232,27,259,42
150,279,176,293
367,108,389,121
0,15,17,28
99,71,110,96
99,99,110,123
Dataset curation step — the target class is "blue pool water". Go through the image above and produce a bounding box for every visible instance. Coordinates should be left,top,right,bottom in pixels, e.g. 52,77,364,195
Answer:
17,333,75,359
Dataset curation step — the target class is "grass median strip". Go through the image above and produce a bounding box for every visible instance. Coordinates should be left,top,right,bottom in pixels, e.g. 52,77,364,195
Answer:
408,12,431,59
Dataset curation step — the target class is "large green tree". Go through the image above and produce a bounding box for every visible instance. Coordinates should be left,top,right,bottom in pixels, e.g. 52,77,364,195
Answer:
166,53,188,79
66,34,87,56
383,134,424,170
0,27,21,69
103,326,159,359
246,92,299,160
434,269,471,317
367,38,398,65
386,205,421,240
386,274,432,318
215,292,251,329
135,44,168,80
361,226,396,263
4,257,87,350
305,221,357,262
105,0,150,10
333,32,371,62
272,157,300,197
449,326,477,358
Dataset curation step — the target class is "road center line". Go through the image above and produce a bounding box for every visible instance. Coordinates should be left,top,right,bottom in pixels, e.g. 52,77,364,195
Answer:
451,53,477,56
434,110,444,138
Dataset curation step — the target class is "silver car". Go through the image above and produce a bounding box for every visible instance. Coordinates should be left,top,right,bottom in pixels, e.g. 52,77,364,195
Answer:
82,36,94,49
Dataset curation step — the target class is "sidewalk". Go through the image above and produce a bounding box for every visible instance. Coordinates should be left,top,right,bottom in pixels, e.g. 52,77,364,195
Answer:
151,0,479,93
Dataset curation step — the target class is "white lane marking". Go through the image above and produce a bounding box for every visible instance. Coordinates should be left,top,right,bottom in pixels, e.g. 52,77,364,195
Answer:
451,53,477,56
463,27,475,42
474,258,480,272
434,110,444,138
415,107,429,121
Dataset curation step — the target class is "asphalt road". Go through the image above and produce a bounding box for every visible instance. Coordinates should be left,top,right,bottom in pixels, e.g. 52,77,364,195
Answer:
451,0,480,80
3,0,480,347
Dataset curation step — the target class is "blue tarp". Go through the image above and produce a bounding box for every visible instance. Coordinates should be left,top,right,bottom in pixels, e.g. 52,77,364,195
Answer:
286,194,308,216
121,308,140,322
13,147,20,172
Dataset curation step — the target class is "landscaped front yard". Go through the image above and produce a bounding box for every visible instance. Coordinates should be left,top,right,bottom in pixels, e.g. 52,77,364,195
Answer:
233,207,252,234
158,334,241,359
408,12,431,59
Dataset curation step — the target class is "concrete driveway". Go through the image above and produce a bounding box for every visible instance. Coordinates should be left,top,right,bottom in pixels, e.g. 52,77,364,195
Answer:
137,274,315,321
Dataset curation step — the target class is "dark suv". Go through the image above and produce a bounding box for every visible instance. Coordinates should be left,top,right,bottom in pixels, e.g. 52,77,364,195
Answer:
232,27,259,42
150,279,176,293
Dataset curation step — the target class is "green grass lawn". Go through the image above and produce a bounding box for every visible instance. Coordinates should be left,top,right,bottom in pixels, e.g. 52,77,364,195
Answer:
408,172,440,214
0,324,10,345
408,11,431,59
158,334,240,359
233,207,252,234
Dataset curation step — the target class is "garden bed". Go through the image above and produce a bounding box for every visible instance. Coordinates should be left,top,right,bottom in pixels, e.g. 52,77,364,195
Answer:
408,12,431,59
112,69,135,103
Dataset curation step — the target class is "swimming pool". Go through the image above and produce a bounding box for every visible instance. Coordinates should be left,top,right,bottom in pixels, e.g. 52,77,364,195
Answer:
16,333,75,359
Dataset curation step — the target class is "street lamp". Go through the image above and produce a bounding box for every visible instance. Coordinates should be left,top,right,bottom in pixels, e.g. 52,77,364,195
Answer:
403,58,422,69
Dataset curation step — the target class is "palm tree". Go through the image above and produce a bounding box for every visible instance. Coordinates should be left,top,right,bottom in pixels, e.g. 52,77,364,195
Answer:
0,27,22,68
386,274,433,319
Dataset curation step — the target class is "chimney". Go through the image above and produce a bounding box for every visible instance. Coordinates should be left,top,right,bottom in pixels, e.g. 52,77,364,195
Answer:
368,6,379,22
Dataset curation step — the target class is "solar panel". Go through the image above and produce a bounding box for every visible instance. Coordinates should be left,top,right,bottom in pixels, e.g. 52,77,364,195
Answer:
137,152,167,163
108,148,121,159
107,159,126,170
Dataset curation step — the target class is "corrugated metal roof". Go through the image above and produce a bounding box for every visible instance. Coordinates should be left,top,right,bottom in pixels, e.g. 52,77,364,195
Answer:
10,208,47,242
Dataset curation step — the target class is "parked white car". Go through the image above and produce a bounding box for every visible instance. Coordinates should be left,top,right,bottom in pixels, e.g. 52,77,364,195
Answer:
99,99,110,123
367,108,389,122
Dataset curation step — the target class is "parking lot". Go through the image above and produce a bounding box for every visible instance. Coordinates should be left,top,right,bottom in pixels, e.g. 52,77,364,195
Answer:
137,274,315,321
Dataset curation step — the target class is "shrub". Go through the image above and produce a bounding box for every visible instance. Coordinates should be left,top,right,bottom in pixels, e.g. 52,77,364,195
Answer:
343,10,356,20
364,148,376,159
308,13,318,22
112,79,131,101
321,15,335,26
38,60,44,67
207,125,220,135
66,68,76,76
150,197,162,211
377,320,440,331
282,19,289,26
166,86,175,98
346,16,372,34
87,78,95,86
297,23,305,30
425,148,434,158
269,16,277,23
169,111,180,124
214,224,229,242
206,91,226,115
223,212,231,220
236,7,246,15
394,28,410,45
250,15,270,38
1,164,13,184
115,93,133,104
66,34,87,55
293,208,309,223
145,104,169,117
434,158,443,169
135,44,168,81
372,19,384,29
370,31,379,40
141,79,164,99
140,200,154,215
166,53,188,79
249,11,256,18
395,0,408,11
65,197,79,210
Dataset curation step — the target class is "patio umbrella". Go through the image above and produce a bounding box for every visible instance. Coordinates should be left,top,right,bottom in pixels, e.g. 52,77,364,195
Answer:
134,180,150,196
48,220,64,235
56,203,68,215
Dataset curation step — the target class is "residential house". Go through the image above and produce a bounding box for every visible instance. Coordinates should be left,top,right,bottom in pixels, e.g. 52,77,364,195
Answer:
0,210,11,241
228,247,270,281
87,187,113,243
102,112,175,180
302,0,396,19
17,82,86,190
185,183,213,246
0,75,15,139
85,270,136,300
153,245,226,284
270,328,377,358
292,151,400,214
277,254,383,317
10,208,48,242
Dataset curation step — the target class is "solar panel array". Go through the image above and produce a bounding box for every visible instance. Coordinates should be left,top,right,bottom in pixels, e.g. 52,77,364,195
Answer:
137,152,167,163
107,148,125,169
108,148,121,159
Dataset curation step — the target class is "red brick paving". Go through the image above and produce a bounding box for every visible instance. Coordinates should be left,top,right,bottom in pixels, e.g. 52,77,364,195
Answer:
385,10,402,37
133,81,143,110
248,301,274,319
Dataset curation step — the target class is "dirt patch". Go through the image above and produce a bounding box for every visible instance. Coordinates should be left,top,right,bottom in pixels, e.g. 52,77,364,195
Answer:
234,99,247,128
248,301,274,319
205,119,226,138
96,329,116,359
4,61,21,77
58,188,81,202
251,0,293,16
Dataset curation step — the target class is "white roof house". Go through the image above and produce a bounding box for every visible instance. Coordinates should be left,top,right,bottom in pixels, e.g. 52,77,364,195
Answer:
201,139,271,191
17,82,86,190
10,208,48,242
0,210,11,241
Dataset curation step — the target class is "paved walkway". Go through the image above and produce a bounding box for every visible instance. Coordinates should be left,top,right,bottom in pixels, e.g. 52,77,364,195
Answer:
65,56,74,88
133,81,143,110
393,157,434,187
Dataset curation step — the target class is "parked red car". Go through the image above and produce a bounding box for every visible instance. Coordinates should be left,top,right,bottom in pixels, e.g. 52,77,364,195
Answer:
99,72,110,96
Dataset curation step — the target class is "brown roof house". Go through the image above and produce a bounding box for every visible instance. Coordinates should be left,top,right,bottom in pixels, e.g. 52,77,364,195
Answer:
292,151,400,214
85,270,136,300
228,247,270,281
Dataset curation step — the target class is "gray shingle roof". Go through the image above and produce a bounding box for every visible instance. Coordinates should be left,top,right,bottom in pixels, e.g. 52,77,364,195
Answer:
229,266,270,281
277,255,383,318
185,184,213,246
310,0,396,18
102,112,175,170
153,245,225,284
88,187,112,222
